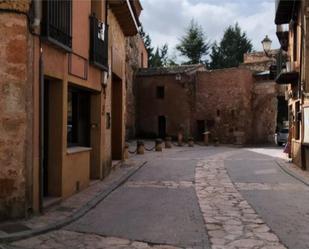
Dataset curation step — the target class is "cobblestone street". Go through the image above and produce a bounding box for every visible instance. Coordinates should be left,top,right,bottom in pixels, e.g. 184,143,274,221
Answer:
3,145,309,249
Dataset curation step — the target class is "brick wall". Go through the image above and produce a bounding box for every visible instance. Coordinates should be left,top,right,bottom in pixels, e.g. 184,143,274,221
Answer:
0,2,32,220
136,66,283,145
136,74,193,139
195,69,254,144
252,81,278,144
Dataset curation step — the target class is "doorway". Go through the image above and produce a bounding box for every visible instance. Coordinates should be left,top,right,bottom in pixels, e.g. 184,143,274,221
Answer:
111,74,123,160
41,77,62,200
196,120,205,141
158,116,166,138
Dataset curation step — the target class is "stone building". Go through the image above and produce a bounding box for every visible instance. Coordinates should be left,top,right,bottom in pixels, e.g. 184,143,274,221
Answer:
0,0,145,220
125,34,148,139
241,50,288,143
136,51,285,145
274,0,309,169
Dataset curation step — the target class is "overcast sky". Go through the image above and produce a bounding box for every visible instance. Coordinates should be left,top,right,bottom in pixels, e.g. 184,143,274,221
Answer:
140,0,279,59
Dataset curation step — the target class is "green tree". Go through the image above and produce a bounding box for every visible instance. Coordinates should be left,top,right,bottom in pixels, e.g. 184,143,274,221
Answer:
140,26,154,66
209,23,253,69
140,26,171,68
176,19,210,65
149,44,169,67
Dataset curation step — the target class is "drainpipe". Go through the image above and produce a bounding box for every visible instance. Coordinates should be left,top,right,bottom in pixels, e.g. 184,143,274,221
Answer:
105,0,108,24
31,0,44,212
31,0,42,35
39,45,44,213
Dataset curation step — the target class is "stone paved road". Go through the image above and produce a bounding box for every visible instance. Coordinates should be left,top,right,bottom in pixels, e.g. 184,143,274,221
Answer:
6,146,309,249
225,148,309,249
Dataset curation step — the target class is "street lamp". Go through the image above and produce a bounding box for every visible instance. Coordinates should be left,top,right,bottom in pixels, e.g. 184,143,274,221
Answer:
261,35,272,57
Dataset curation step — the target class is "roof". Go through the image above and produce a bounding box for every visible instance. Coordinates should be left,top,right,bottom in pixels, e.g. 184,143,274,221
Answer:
137,64,206,76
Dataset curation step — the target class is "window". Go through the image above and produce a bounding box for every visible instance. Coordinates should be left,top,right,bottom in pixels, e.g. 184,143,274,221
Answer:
42,0,72,50
156,86,165,99
89,14,108,70
67,87,90,147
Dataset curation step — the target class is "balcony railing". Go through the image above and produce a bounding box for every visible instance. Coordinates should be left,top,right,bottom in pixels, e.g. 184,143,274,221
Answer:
89,15,108,71
275,49,299,85
42,0,72,51
275,0,299,25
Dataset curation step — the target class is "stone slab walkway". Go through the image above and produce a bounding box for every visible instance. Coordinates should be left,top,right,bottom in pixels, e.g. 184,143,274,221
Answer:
195,151,287,249
10,230,182,249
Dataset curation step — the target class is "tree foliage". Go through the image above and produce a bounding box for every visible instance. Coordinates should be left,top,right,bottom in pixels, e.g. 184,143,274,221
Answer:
176,19,210,65
149,44,169,67
209,23,253,69
140,26,170,67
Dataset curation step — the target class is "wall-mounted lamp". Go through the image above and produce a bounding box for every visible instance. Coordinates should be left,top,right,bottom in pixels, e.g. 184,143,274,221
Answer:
261,35,272,57
101,70,109,87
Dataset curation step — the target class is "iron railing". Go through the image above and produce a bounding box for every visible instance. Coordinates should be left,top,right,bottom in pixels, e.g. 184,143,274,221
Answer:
42,0,72,50
89,15,108,71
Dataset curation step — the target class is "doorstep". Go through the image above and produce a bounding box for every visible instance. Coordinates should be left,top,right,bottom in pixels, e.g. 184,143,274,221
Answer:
0,159,147,243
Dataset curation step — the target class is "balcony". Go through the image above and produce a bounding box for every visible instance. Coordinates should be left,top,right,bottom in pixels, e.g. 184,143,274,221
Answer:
276,24,289,51
41,0,72,51
275,50,299,85
275,0,299,25
108,0,140,36
89,15,108,71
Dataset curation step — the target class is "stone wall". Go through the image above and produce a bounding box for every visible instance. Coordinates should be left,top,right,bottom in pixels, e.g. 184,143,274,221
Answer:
136,74,193,139
0,0,30,13
252,81,278,144
136,66,281,145
125,35,140,139
125,35,148,139
0,2,33,220
195,68,254,144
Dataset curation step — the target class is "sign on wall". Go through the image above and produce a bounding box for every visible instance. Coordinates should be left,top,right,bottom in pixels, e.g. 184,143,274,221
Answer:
303,107,309,144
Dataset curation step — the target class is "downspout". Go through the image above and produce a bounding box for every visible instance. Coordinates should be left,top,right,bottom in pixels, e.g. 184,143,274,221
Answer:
31,0,44,212
31,0,42,35
39,45,44,212
105,0,108,24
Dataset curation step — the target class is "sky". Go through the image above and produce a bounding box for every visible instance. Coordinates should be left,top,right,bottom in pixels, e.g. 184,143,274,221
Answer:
139,0,280,60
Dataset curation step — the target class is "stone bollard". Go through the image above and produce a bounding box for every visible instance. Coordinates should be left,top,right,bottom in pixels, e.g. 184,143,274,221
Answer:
188,137,194,147
203,131,210,146
177,132,183,146
165,136,172,149
155,139,163,152
137,140,145,155
124,143,129,159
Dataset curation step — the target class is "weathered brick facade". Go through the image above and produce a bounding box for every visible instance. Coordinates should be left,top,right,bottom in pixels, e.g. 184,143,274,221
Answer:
195,68,254,144
0,0,146,221
125,35,148,139
0,1,33,219
136,59,284,145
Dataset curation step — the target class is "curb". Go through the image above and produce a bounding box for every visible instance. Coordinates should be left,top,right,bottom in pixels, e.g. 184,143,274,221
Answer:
0,161,147,243
275,159,309,187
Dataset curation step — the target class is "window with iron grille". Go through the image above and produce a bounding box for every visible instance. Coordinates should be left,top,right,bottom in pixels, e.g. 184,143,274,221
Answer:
42,0,72,51
89,15,108,71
